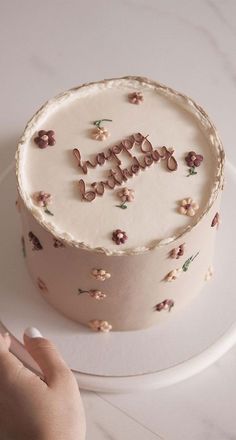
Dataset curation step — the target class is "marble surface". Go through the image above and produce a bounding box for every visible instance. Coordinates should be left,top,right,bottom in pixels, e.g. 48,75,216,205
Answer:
1,0,236,438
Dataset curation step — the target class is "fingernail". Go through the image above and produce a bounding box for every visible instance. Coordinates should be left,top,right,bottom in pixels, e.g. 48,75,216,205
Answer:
24,327,43,338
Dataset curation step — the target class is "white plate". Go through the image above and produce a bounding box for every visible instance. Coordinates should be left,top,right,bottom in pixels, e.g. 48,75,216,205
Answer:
0,162,235,393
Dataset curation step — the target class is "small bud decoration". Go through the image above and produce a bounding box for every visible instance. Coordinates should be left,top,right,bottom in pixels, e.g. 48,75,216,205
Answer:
211,212,220,228
112,229,128,245
33,191,54,216
170,244,185,259
37,277,48,293
128,91,144,104
78,288,106,300
155,299,174,312
28,231,43,251
185,151,203,176
34,130,55,148
205,266,213,281
89,320,112,332
179,198,199,217
116,187,135,209
91,269,111,281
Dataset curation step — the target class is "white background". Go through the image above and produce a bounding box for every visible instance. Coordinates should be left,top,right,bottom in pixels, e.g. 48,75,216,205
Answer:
1,1,236,438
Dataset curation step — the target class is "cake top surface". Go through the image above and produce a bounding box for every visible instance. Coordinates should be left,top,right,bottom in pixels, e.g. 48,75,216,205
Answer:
16,76,224,255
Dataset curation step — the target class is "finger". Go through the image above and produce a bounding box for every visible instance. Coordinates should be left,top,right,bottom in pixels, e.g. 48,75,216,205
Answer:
0,332,11,353
23,327,72,388
0,332,24,381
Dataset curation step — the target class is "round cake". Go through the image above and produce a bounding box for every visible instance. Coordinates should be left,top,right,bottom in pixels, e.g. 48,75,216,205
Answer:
16,76,225,332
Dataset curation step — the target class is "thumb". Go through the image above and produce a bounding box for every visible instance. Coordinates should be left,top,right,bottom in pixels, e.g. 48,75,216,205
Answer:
23,327,71,387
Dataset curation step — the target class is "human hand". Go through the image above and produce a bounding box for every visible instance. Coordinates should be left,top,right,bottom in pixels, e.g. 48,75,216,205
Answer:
0,328,86,440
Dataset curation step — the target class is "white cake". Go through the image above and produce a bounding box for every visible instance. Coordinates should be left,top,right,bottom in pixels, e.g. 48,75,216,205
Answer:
16,76,224,331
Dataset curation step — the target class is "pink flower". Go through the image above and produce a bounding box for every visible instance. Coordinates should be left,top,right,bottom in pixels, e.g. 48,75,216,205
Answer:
91,269,111,281
34,130,55,148
89,320,112,332
118,187,135,203
156,299,174,312
179,198,199,217
170,244,185,259
112,229,128,245
128,91,144,104
185,151,203,168
91,126,110,141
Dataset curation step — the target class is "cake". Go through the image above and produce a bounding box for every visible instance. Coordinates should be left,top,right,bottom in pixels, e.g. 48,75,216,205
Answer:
16,76,225,332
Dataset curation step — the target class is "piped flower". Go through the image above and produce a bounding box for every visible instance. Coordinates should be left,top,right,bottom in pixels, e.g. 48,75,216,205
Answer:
89,320,112,332
165,268,183,282
169,244,185,259
91,269,111,281
211,212,220,228
28,231,43,251
116,187,135,209
53,238,65,248
91,119,112,141
128,91,144,104
179,198,199,217
92,126,110,141
34,130,56,148
155,299,174,312
21,236,26,257
78,288,106,300
33,191,54,216
185,151,203,176
37,278,48,293
205,266,213,281
112,229,128,245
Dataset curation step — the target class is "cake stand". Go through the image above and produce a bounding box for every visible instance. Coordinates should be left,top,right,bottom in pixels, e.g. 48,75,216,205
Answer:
0,162,235,393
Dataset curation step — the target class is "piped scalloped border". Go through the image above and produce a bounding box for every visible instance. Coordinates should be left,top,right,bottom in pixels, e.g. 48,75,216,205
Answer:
15,76,225,257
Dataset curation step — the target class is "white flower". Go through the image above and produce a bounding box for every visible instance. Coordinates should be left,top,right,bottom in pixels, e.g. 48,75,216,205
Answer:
165,268,183,282
179,198,199,217
89,320,112,332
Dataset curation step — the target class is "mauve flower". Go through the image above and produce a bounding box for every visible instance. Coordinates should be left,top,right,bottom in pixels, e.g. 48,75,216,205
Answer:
128,91,144,104
112,229,128,245
156,299,174,312
179,198,199,217
185,151,203,168
53,238,65,248
91,126,110,141
89,320,112,332
211,212,220,228
28,231,43,251
170,244,185,259
91,269,111,281
37,277,48,293
34,130,55,148
34,191,52,208
165,268,182,282
118,187,135,203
